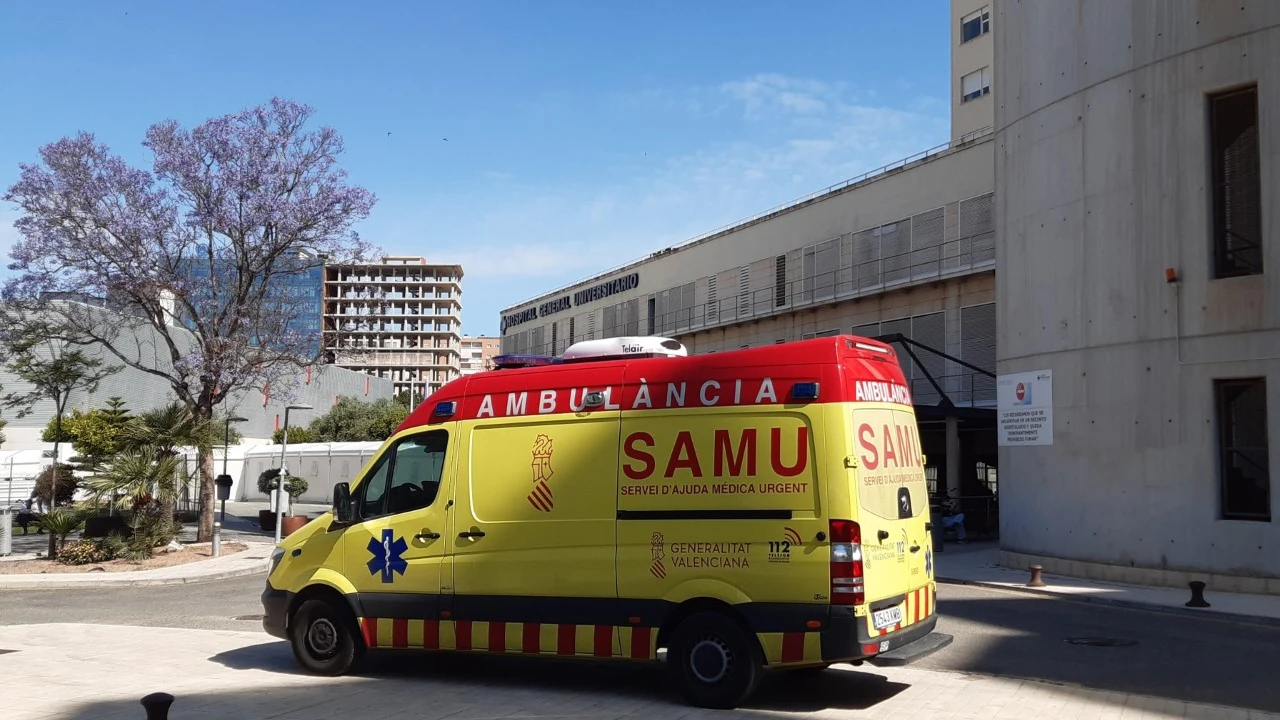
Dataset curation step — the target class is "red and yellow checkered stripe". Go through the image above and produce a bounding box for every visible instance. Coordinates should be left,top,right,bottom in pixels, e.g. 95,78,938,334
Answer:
868,582,936,637
357,619,659,660
757,631,823,666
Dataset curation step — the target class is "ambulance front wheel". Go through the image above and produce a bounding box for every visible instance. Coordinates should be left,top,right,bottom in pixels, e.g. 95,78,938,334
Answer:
289,598,365,676
667,611,763,709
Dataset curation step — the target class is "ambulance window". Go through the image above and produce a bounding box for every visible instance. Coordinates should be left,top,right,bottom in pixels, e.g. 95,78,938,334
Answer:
386,431,448,515
357,456,392,520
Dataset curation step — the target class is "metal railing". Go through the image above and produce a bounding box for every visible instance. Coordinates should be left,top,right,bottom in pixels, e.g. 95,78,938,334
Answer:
506,233,994,357
505,126,995,310
652,235,993,338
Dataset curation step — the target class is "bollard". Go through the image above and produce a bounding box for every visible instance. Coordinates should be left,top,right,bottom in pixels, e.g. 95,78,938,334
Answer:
1027,565,1047,587
212,521,221,558
0,506,11,557
140,692,174,720
1186,580,1211,608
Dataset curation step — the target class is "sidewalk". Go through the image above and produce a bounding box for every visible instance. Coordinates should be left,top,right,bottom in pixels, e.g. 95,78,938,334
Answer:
0,541,274,589
936,542,1280,627
4,623,1275,720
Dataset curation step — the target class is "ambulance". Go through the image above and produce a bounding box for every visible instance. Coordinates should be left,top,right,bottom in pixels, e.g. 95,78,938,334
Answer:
261,335,952,708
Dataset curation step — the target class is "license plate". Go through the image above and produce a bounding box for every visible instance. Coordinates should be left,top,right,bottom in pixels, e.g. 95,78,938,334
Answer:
872,606,903,630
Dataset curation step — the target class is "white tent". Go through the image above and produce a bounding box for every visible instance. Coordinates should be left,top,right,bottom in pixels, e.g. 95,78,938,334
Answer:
0,449,55,506
240,442,382,504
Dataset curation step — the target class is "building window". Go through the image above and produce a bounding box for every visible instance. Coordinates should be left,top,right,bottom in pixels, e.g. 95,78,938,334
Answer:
961,8,990,43
961,67,991,103
1209,85,1263,279
1215,378,1270,521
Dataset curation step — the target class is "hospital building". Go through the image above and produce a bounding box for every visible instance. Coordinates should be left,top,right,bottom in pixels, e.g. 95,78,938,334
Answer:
499,1,1280,590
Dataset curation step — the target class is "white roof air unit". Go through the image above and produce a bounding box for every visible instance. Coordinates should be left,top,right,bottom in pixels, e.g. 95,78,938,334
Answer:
561,336,687,363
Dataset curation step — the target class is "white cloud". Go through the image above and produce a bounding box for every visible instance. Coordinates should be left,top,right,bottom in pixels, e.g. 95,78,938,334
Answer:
371,72,949,328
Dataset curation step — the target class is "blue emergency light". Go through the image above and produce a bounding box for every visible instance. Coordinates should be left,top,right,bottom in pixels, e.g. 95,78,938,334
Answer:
493,354,561,370
432,401,457,417
791,382,820,401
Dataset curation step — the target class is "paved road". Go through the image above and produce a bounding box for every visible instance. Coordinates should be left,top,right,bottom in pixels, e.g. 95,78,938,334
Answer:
2,577,1278,714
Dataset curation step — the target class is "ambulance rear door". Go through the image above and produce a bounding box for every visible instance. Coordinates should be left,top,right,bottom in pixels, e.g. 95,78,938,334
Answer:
844,357,931,638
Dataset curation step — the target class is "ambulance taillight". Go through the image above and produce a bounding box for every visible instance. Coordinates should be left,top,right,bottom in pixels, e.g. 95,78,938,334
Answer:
829,519,865,605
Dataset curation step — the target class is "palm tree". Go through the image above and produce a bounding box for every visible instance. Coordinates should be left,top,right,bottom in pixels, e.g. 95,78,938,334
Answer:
117,402,225,518
83,447,182,511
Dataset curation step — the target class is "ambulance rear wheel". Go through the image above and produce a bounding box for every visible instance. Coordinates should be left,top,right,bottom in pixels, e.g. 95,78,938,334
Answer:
668,612,762,709
290,598,364,676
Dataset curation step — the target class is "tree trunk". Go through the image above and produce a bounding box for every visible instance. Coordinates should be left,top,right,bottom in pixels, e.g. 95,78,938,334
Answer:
48,410,63,560
195,404,216,543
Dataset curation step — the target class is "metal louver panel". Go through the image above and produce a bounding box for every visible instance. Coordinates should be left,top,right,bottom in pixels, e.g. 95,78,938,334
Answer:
706,275,718,324
624,298,641,335
679,282,695,332
607,304,621,338
961,302,996,406
909,312,946,406
837,234,855,296
854,228,881,291
880,222,911,285
851,322,880,339
910,207,944,281
737,265,750,318
959,193,996,268
807,238,839,303
774,255,787,308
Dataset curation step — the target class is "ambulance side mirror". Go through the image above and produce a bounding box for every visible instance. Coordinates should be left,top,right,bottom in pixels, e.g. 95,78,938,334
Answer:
332,483,355,524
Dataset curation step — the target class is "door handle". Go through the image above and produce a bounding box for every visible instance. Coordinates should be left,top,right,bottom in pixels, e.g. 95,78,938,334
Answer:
910,544,921,553
414,531,441,541
877,530,890,542
458,530,486,539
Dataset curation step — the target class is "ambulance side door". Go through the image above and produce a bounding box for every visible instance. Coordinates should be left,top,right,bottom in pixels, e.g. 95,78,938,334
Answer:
449,367,623,655
341,428,455,637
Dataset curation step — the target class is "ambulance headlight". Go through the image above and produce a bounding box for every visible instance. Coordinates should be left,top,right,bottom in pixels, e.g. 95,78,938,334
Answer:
267,545,285,573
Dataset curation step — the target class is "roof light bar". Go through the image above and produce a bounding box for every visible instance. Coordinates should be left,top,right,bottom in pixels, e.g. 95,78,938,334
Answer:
493,354,561,369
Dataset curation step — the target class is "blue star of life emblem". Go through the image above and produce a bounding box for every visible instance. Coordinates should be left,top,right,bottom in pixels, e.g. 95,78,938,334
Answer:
925,546,933,577
366,529,408,584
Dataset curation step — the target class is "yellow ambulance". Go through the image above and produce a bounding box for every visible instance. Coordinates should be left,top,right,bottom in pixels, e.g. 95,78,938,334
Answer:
261,335,951,708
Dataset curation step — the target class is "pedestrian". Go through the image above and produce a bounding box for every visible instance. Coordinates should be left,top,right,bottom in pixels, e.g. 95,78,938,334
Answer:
17,499,32,535
941,498,968,544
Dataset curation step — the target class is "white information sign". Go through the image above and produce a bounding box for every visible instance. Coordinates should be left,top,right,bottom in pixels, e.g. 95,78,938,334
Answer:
997,370,1053,446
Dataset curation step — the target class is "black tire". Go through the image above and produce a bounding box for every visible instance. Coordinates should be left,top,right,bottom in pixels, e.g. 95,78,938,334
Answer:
667,611,763,709
289,598,364,676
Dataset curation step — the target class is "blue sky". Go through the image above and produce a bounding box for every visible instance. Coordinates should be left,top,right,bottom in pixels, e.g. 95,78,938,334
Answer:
0,1,951,336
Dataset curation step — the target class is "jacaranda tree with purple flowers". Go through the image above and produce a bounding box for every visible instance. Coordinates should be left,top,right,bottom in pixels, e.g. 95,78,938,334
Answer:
2,98,377,541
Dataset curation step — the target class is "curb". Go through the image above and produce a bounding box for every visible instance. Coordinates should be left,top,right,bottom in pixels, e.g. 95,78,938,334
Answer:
0,562,267,590
937,576,1280,629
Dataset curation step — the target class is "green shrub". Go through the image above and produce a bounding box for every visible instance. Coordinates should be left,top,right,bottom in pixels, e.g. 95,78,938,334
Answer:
122,507,180,560
55,538,120,566
257,468,308,499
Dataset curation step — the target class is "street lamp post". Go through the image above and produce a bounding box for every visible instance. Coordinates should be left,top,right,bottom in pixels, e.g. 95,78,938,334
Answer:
274,404,313,544
220,416,248,524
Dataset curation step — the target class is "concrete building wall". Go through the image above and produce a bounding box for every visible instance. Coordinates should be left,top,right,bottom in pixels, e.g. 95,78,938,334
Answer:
501,135,997,357
0,306,395,450
951,0,995,138
994,0,1280,586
